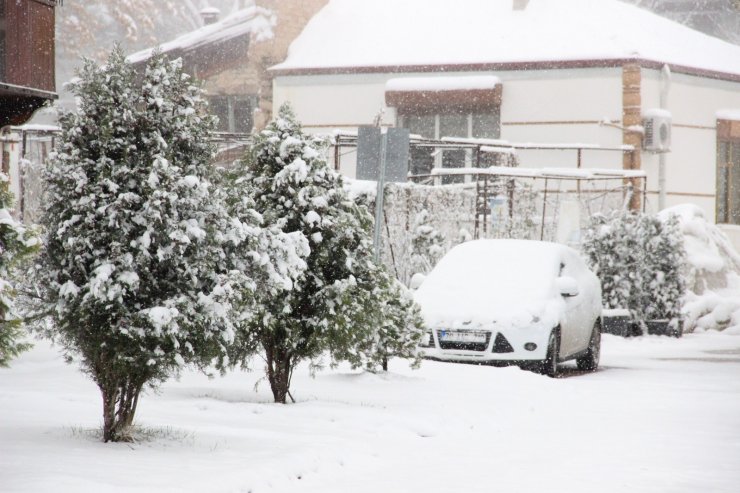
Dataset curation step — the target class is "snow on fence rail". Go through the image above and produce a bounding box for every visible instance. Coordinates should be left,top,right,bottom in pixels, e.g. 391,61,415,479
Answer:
348,168,644,285
1,126,253,223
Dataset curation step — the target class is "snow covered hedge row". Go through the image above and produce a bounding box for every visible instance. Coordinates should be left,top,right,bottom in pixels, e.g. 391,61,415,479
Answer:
582,204,740,335
661,205,740,334
582,211,687,334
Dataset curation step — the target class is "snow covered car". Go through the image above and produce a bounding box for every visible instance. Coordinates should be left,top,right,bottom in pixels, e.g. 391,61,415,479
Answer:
414,239,602,376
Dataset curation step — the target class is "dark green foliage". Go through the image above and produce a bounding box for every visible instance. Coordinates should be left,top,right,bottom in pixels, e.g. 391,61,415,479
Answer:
229,105,423,402
583,210,687,332
36,47,234,441
0,177,39,367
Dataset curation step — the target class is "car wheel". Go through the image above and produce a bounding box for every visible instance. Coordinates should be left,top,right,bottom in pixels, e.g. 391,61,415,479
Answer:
539,330,559,378
576,320,601,371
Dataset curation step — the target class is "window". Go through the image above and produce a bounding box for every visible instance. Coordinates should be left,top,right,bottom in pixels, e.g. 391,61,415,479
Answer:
207,95,256,133
717,138,740,225
717,118,740,225
399,108,500,183
386,75,502,184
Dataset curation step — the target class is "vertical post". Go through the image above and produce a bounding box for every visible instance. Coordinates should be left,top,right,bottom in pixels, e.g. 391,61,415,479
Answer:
483,175,489,235
373,133,389,262
658,64,671,211
334,140,340,171
643,178,648,213
540,178,549,241
576,148,582,194
622,63,642,212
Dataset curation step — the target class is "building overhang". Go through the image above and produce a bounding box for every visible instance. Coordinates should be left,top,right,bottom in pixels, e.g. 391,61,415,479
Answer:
0,84,57,127
385,75,502,113
0,83,58,100
271,58,740,84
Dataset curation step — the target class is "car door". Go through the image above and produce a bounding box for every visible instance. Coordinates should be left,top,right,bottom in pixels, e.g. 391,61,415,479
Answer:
558,253,594,358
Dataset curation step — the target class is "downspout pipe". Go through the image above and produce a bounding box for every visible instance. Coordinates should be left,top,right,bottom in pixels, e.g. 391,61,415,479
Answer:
658,64,671,211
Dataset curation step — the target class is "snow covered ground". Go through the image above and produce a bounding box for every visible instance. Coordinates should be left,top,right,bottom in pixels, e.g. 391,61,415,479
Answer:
3,334,740,493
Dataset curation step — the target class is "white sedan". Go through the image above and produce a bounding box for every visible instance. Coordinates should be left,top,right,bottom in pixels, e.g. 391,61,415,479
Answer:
414,239,602,377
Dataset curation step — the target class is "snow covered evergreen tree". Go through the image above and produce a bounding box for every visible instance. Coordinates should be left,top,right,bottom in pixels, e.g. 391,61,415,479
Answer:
641,214,687,330
0,177,39,367
342,276,424,372
583,210,687,333
230,105,423,402
582,212,639,311
36,48,244,442
409,210,446,280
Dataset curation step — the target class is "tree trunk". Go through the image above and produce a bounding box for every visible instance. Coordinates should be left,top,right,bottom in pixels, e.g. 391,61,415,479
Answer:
100,378,145,442
265,344,293,404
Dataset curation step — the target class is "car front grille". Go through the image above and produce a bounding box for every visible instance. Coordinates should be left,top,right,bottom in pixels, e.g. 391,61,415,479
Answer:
437,330,492,352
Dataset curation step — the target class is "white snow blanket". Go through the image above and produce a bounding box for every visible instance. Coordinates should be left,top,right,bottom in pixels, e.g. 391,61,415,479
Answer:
275,0,740,77
2,335,740,492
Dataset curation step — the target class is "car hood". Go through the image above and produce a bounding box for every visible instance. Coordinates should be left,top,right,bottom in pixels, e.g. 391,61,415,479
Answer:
415,294,565,331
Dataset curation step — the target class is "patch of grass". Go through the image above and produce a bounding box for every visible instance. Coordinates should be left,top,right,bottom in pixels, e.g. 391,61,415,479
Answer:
67,425,196,446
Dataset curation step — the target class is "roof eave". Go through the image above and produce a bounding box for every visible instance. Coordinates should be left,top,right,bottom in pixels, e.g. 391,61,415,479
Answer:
270,57,740,83
0,83,58,100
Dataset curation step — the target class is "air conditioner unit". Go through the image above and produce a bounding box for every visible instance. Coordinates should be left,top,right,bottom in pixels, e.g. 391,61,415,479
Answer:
642,109,672,153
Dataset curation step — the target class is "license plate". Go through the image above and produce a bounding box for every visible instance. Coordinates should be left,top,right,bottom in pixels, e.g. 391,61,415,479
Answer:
439,330,487,343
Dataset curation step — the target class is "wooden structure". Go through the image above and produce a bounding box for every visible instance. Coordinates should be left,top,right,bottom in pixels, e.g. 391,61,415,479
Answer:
128,7,271,135
0,0,58,127
128,1,328,134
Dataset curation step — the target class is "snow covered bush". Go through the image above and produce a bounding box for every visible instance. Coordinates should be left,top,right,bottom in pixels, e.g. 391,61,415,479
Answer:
582,211,687,333
34,48,259,442
659,204,740,333
409,210,446,281
228,105,423,403
346,181,474,285
0,175,39,367
582,212,641,312
641,214,686,328
487,181,540,241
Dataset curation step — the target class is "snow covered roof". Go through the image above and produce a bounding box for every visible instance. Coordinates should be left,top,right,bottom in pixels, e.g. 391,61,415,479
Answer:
127,7,275,65
717,109,740,121
272,0,740,81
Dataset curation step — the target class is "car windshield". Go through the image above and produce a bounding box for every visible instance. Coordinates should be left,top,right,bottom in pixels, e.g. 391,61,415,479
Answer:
418,240,561,304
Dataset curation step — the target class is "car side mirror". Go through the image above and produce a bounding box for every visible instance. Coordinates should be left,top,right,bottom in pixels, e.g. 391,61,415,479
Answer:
555,276,579,297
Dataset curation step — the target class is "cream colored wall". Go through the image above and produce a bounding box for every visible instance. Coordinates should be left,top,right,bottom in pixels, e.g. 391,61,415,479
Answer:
273,68,625,175
274,67,740,250
500,68,625,170
273,73,396,130
641,70,740,226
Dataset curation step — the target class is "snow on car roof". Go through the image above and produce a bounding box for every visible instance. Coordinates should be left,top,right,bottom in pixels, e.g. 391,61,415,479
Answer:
273,0,740,79
414,240,568,329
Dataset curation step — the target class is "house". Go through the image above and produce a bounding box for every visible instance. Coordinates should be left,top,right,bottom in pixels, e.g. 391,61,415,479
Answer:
0,0,58,127
270,0,740,247
128,5,275,135
127,0,328,134
0,0,58,218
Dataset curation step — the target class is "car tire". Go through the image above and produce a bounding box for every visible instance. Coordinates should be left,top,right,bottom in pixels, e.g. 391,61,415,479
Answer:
576,320,601,371
539,330,560,378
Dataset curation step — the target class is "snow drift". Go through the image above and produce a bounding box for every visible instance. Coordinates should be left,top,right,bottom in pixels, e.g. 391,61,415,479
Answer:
659,204,740,333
